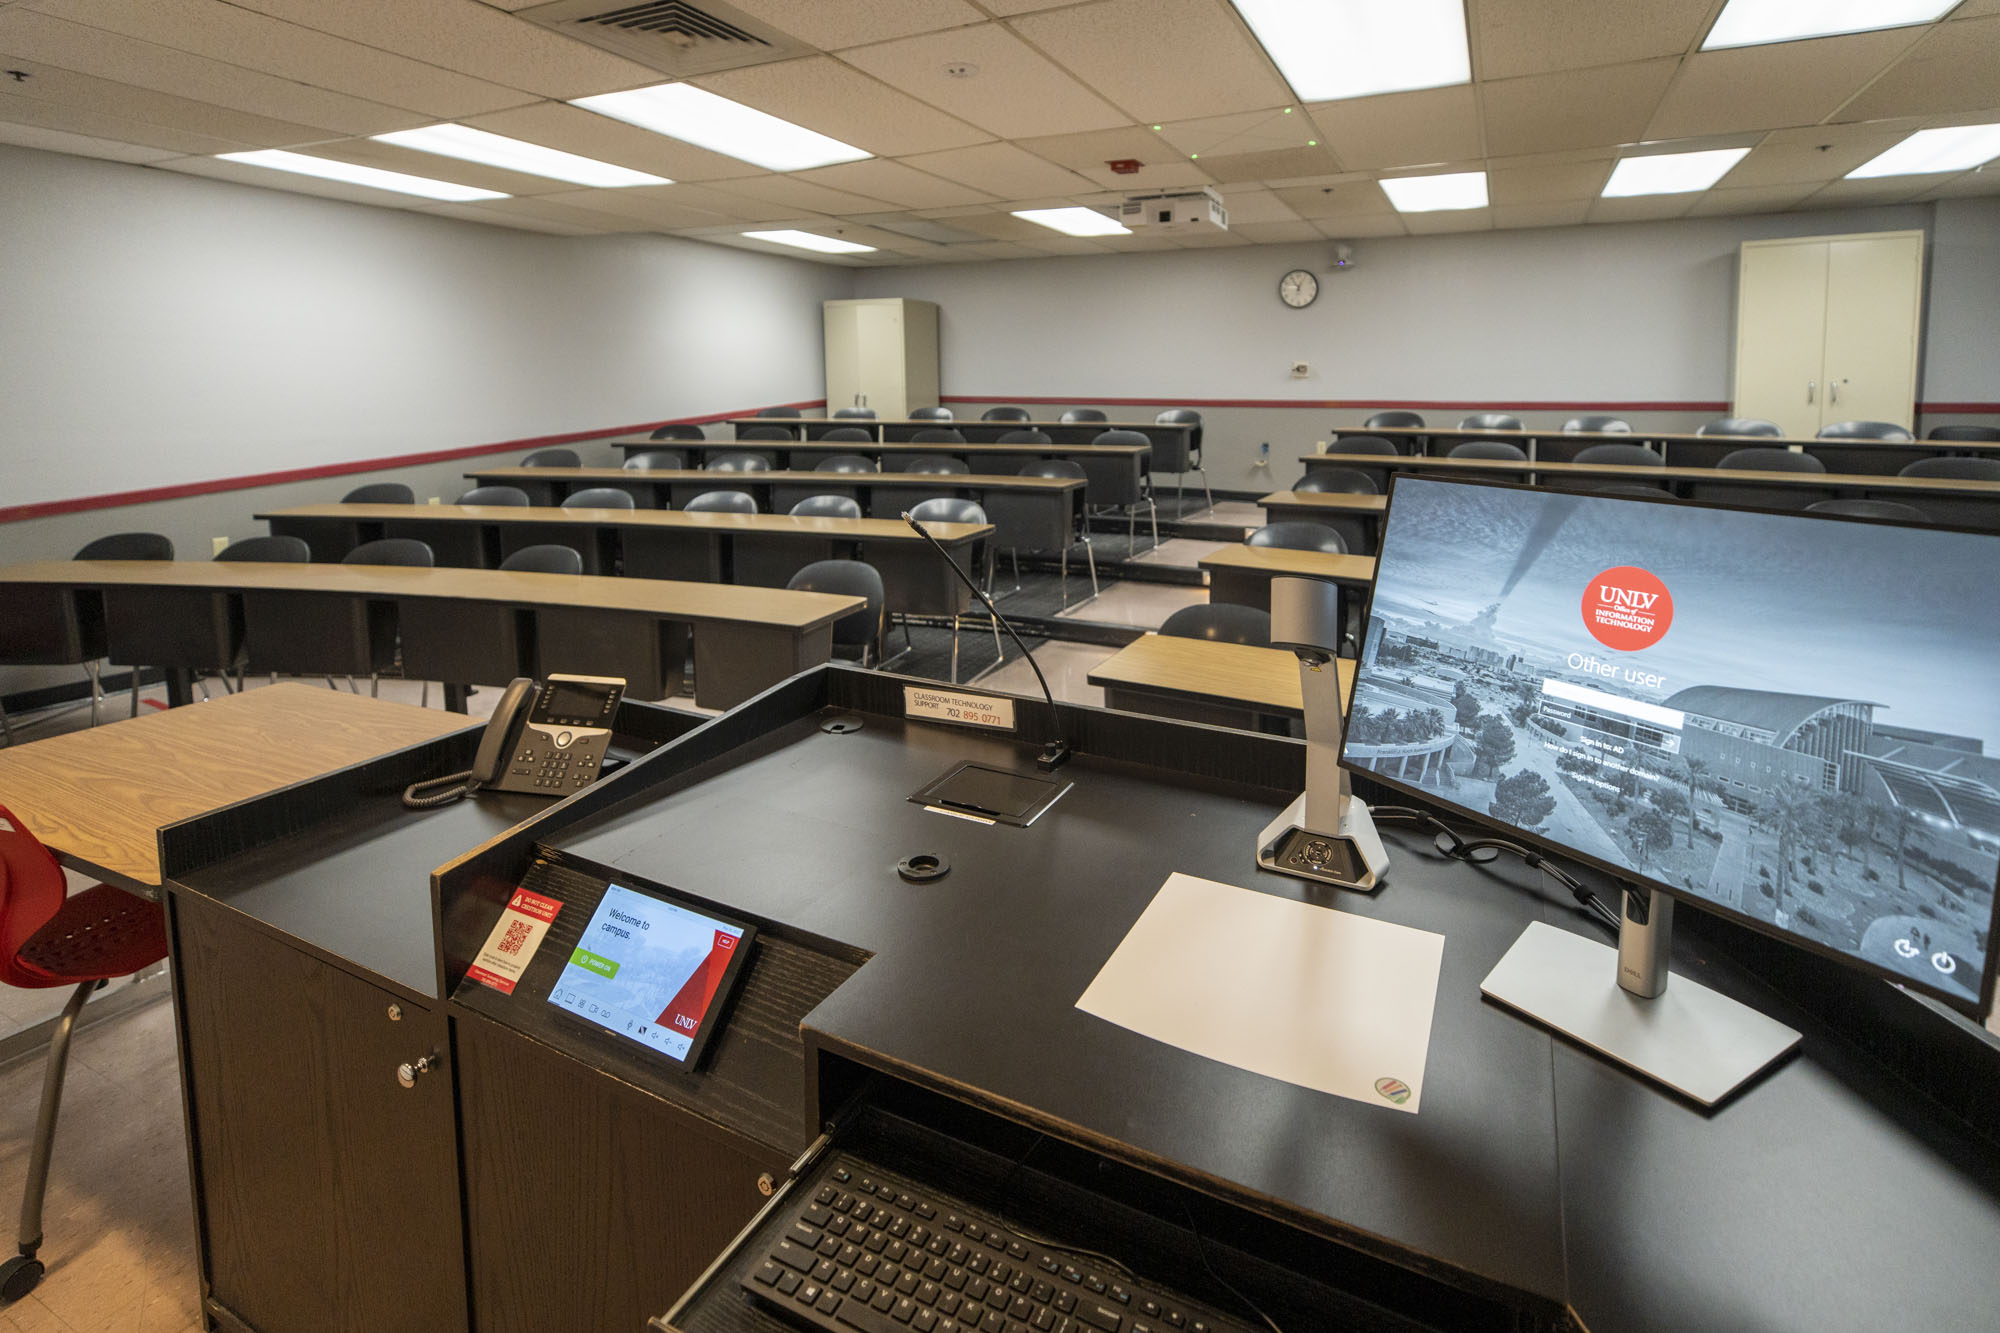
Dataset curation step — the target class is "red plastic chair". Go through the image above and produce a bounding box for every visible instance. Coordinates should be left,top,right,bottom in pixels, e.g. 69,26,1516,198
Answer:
0,804,167,1301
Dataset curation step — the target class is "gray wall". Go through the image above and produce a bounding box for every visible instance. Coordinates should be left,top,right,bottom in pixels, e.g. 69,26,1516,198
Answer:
0,142,850,698
855,202,1994,494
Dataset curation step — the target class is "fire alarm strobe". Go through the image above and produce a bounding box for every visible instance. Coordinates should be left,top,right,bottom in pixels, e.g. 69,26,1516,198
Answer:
1107,159,1143,175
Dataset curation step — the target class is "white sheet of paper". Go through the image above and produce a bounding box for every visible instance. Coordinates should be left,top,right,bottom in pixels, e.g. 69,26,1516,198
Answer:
1075,873,1446,1113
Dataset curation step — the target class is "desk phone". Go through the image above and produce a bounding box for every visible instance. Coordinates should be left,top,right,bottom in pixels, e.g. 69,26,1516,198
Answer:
403,674,625,807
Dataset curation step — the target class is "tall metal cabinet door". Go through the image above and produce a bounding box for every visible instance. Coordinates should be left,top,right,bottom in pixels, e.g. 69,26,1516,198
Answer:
1822,233,1924,431
1733,240,1829,437
824,302,862,413
174,895,467,1333
856,301,908,418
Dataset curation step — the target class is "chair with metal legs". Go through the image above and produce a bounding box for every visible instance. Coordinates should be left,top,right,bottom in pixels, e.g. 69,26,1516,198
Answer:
0,805,169,1302
1014,461,1098,610
1090,430,1160,555
910,498,1001,683
71,533,175,722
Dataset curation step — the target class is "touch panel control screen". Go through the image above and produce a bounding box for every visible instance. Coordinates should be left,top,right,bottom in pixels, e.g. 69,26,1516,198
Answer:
545,885,752,1067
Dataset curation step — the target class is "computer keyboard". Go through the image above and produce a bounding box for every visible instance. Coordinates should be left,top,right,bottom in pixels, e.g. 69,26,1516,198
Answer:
743,1154,1259,1333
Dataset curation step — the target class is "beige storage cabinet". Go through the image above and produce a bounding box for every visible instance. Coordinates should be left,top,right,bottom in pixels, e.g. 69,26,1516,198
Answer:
1732,231,1924,437
824,298,939,419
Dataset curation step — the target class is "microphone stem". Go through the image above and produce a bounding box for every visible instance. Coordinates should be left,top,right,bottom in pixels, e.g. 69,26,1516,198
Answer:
902,513,1072,770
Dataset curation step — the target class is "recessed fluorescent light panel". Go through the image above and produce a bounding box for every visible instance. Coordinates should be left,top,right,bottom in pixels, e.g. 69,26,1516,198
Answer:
1229,0,1471,101
1847,123,2000,178
743,230,876,255
215,150,506,202
1011,207,1131,237
1379,171,1487,212
1702,0,1958,49
570,84,869,172
372,124,670,187
1603,147,1750,196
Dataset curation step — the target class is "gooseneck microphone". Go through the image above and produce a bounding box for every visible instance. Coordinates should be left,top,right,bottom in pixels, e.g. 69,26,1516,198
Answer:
901,512,1072,771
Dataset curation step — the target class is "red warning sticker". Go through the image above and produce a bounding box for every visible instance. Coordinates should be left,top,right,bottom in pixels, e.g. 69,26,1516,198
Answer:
1583,566,1673,651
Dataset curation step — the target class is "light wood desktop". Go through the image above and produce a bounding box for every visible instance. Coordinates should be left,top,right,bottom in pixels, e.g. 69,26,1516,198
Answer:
0,684,467,893
1089,634,1356,729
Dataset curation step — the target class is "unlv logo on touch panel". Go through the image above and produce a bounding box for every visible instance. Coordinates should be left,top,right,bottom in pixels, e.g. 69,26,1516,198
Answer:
1583,566,1673,651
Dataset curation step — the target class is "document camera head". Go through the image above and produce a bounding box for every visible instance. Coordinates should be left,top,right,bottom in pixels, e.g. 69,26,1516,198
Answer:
1269,577,1342,667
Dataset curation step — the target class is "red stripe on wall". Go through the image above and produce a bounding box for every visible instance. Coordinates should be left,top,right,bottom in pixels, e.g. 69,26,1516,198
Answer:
1920,403,2000,414
0,400,828,525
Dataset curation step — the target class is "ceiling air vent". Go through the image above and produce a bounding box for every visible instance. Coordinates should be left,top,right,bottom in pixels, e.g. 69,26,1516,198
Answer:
517,0,811,77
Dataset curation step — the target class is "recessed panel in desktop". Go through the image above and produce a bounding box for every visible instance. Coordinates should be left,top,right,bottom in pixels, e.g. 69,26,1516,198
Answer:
1343,477,2000,1011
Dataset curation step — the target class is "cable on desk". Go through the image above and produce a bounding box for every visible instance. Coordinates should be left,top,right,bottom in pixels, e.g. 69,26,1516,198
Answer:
1370,807,1620,934
1177,1198,1284,1333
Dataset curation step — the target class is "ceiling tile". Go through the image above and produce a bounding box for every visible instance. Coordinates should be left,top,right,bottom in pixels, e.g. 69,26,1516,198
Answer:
1197,144,1339,183
1311,215,1407,239
0,86,246,153
1801,174,1959,206
411,200,601,234
1684,184,1821,216
1306,85,1481,172
1402,207,1493,234
1480,59,1679,158
1271,179,1393,219
728,0,988,50
0,118,179,161
794,158,994,207
950,208,1075,241
693,54,992,156
1491,200,1592,229
0,57,337,148
971,0,1080,16
1229,219,1321,244
1013,234,1115,255
1646,29,1926,140
1473,0,1713,81
461,103,763,182
715,174,895,214
1008,0,1290,123
212,0,666,99
1916,170,2000,199
28,0,537,117
1488,158,1612,204
0,8,419,135
897,140,1100,197
1015,126,1216,188
1837,15,2000,121
1586,194,1697,224
466,194,653,231
1720,124,1914,188
534,184,756,227
1153,107,1316,157
838,23,1127,138
1213,187,1300,224
1171,228,1249,247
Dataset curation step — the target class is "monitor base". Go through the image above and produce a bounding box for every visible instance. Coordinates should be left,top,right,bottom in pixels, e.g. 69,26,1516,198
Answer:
1481,921,1800,1107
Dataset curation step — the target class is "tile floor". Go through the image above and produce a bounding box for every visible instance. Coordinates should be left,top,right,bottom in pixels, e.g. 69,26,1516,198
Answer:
966,641,1116,708
1054,582,1207,629
1125,538,1227,569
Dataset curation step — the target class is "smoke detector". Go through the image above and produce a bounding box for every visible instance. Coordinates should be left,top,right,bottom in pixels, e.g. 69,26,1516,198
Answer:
944,61,978,78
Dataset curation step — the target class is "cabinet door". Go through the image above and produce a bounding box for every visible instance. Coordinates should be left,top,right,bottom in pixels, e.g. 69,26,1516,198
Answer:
174,895,467,1333
1734,240,1829,437
823,303,862,412
1822,234,1924,431
855,302,909,418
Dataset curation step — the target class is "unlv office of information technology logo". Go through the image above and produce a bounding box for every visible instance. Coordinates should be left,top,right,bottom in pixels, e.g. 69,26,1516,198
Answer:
1583,566,1673,651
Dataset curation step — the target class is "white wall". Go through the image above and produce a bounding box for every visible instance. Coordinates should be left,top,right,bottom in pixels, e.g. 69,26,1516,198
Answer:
0,143,850,509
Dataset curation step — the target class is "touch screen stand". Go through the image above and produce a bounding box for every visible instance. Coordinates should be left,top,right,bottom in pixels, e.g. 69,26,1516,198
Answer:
1481,887,1801,1106
1256,578,1388,893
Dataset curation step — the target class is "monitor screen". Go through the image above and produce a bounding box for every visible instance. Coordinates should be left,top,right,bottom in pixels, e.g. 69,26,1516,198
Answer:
1342,477,2000,1015
544,884,753,1067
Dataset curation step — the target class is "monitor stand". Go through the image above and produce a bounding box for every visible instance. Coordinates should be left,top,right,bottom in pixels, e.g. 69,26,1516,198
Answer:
1480,886,1801,1107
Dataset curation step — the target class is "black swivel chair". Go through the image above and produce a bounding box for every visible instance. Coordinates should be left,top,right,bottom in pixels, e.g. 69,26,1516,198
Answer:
981,407,1032,422
92,537,302,710
1060,408,1108,424
995,429,1052,446
1927,425,2000,442
1698,418,1783,437
521,448,581,468
234,537,419,695
1159,604,1272,648
1450,440,1528,460
1365,411,1424,430
1460,413,1523,432
343,539,433,566
338,541,434,698
910,429,967,445
755,407,800,419
1818,420,1914,441
1571,442,1667,493
787,560,885,667
815,455,877,474
821,427,874,443
625,450,685,471
1293,469,1378,495
341,483,415,504
1325,434,1398,489
1805,498,1930,522
905,455,970,475
217,536,310,562
1563,416,1631,434
910,498,1000,682
499,545,583,575
1014,460,1098,609
1718,447,1825,472
1093,429,1159,555
790,495,863,519
1690,447,1828,510
683,491,758,514
562,488,637,510
1899,457,2000,481
35,533,176,728
910,406,954,422
650,424,706,441
456,486,531,506
834,408,877,420
1155,408,1209,512
708,451,773,472
1247,522,1347,554
1890,458,2000,527
738,427,794,443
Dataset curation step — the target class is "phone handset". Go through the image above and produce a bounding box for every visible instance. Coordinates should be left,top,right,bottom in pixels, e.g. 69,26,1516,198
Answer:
403,678,539,809
403,675,624,809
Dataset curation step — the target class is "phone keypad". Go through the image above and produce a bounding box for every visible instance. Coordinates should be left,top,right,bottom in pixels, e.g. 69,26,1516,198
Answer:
509,744,599,791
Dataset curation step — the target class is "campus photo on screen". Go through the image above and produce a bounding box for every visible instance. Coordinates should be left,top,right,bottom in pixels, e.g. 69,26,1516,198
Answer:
1346,478,2000,1006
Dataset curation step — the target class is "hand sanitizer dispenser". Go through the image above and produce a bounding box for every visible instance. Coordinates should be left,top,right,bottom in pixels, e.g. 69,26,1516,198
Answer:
1255,578,1389,892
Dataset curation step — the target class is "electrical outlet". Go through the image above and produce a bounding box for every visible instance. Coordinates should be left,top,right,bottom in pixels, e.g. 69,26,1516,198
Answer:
1255,442,1271,467
1290,361,1311,378
210,536,229,556
427,496,441,505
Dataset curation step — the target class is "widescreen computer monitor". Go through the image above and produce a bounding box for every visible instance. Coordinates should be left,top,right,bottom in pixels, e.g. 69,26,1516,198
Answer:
1341,475,2000,1019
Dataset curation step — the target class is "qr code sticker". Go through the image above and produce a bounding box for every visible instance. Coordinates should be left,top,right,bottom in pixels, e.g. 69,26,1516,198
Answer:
496,917,532,955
